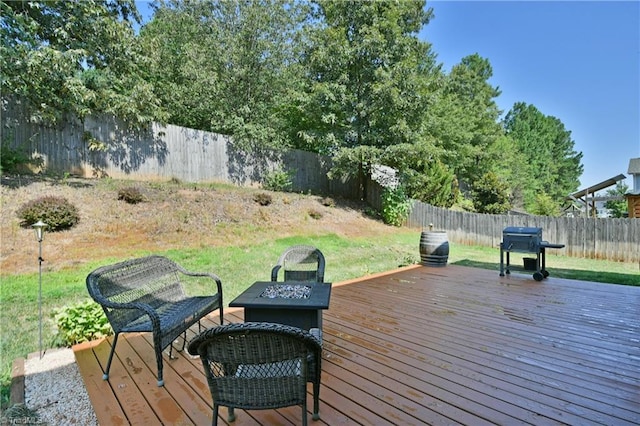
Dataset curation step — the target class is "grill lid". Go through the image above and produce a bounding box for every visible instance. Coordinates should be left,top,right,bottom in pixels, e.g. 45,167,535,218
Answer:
503,227,542,235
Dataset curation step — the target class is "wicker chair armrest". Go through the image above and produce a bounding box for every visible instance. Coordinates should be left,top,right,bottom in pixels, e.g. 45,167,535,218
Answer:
93,296,160,325
174,266,224,298
270,265,282,281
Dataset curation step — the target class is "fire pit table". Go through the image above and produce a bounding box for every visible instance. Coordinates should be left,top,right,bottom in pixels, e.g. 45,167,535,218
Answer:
229,281,332,331
499,227,565,281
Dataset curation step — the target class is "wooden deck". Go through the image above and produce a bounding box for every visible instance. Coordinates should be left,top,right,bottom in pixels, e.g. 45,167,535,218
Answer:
74,264,640,425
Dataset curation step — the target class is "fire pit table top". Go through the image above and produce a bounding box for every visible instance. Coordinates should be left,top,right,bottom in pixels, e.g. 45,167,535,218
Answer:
229,281,332,310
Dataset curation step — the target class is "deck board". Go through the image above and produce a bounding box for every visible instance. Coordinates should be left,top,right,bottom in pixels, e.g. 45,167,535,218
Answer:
74,264,640,425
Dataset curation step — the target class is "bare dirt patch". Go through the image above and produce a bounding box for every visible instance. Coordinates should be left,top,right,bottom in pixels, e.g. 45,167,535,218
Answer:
1,175,395,275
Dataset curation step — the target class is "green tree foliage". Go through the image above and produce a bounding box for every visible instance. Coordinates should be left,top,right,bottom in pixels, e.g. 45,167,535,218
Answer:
2,1,586,218
425,54,503,186
0,0,166,124
604,182,629,218
294,0,437,154
328,145,383,199
480,134,530,209
471,171,511,214
503,102,583,211
383,142,457,208
293,0,448,201
380,186,413,226
139,0,309,149
531,192,561,217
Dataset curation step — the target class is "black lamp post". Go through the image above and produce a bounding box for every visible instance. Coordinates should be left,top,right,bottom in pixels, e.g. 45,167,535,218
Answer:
32,220,47,359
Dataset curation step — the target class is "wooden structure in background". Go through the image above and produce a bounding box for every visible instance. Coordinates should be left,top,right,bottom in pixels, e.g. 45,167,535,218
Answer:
627,158,640,218
566,174,627,217
627,194,640,218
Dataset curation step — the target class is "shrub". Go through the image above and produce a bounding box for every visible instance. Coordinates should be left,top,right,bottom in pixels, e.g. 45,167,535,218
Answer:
262,168,293,192
53,301,112,346
0,144,31,173
381,186,412,227
308,208,323,219
531,192,560,217
321,197,336,207
399,254,419,267
364,206,380,219
118,186,144,204
454,197,476,212
16,196,80,231
471,171,511,214
253,192,272,206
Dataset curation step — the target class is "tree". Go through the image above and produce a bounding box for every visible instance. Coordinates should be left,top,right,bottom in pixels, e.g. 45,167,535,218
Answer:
0,0,166,124
479,134,529,208
531,192,561,217
294,0,437,153
383,142,457,208
425,54,503,187
139,0,310,149
503,102,583,212
471,171,511,214
604,182,629,218
294,0,441,200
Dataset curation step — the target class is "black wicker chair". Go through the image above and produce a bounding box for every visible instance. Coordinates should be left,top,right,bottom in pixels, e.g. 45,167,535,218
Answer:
188,322,322,426
271,245,325,283
86,255,223,386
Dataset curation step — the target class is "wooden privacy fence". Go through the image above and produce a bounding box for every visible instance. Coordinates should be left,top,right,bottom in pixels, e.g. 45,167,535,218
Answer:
408,201,640,264
1,106,360,199
3,102,638,264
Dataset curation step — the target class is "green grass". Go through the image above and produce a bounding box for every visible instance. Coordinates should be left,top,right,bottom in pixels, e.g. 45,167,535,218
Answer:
448,243,640,285
1,229,638,409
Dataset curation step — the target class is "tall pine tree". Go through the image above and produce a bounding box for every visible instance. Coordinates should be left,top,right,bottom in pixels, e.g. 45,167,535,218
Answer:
503,102,583,212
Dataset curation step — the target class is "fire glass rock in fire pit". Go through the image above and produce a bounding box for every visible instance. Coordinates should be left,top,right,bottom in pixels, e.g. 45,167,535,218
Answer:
260,284,312,299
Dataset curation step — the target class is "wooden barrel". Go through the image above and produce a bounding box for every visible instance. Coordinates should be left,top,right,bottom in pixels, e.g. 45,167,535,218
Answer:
420,231,449,267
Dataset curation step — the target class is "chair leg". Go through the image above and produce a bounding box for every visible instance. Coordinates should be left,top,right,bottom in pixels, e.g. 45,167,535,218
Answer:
228,406,235,423
179,330,187,352
102,333,119,380
312,381,320,420
302,401,308,426
212,404,219,426
153,336,165,387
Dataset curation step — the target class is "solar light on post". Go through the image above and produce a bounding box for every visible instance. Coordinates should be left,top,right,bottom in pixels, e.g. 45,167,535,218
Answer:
32,220,47,359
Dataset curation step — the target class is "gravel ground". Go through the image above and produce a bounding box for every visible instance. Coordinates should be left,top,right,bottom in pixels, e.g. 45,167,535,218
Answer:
24,348,98,425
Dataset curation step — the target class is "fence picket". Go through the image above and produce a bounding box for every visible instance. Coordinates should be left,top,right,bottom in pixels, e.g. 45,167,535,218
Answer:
3,103,638,264
407,202,639,263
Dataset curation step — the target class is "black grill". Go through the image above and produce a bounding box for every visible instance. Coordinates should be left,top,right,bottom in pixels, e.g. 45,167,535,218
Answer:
499,227,564,281
501,227,542,252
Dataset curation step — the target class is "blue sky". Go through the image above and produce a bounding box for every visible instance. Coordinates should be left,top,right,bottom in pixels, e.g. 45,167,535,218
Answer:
135,0,639,191
422,1,640,190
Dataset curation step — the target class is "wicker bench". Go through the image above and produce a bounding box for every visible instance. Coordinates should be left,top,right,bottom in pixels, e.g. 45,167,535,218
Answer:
86,255,224,386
